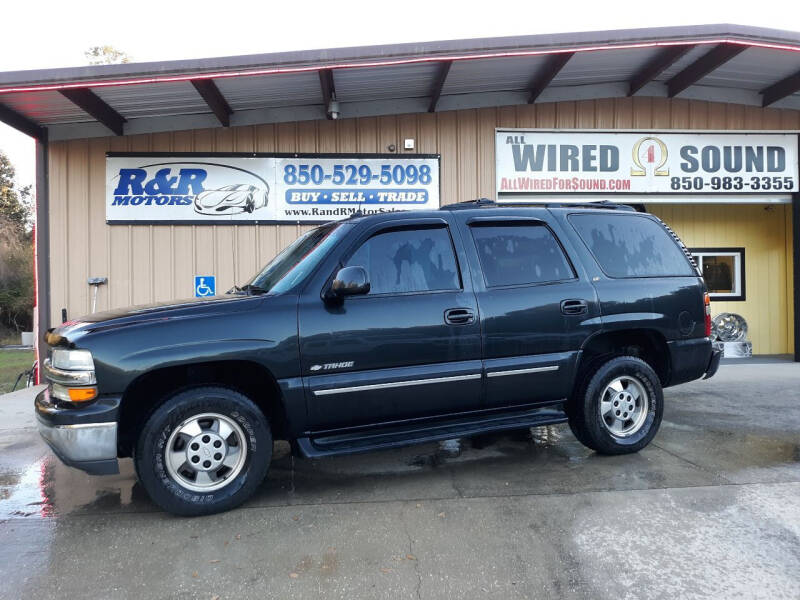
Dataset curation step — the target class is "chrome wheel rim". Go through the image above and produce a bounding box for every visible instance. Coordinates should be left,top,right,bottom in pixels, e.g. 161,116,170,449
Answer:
599,376,649,438
164,412,248,492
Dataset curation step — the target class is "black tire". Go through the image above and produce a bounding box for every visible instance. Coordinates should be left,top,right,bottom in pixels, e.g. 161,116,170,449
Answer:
135,386,271,516
567,410,597,451
567,356,663,455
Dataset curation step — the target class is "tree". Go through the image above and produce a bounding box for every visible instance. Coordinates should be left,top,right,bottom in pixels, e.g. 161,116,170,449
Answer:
0,218,33,333
84,45,131,65
0,150,33,334
0,151,31,234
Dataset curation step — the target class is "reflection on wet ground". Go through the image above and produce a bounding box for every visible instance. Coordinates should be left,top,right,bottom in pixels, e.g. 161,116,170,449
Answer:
1,362,799,599
0,458,53,519
2,419,798,521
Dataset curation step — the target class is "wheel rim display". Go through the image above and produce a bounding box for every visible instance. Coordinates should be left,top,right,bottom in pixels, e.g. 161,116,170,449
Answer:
712,313,748,342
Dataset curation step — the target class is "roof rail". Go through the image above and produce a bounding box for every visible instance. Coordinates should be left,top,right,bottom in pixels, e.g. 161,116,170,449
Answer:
441,198,637,212
544,202,636,211
440,198,496,210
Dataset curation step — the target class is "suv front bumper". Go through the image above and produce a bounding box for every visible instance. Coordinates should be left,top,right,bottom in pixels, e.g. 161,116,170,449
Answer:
35,388,121,475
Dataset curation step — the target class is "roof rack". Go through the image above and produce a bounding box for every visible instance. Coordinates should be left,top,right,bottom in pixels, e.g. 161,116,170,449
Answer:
544,202,637,211
440,198,637,212
440,198,496,210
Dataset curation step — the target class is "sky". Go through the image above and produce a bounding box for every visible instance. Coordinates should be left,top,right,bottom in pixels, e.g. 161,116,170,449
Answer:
1,0,799,196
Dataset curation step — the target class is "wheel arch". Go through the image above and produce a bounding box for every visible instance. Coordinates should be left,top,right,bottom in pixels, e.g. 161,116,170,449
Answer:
117,359,288,457
574,328,671,395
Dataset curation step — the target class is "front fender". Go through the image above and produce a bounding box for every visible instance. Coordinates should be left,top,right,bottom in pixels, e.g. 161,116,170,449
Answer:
119,338,278,373
82,295,300,394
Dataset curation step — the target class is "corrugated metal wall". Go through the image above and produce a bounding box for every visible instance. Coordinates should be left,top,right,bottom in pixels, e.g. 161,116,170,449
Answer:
649,204,794,355
47,97,799,352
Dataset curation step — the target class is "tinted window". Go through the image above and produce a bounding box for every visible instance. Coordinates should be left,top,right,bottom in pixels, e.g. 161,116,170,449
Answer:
247,222,350,294
470,224,574,287
570,214,694,278
346,227,460,294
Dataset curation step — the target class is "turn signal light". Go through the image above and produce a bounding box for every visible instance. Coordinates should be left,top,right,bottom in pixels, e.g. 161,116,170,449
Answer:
52,383,98,403
704,293,712,337
68,387,98,403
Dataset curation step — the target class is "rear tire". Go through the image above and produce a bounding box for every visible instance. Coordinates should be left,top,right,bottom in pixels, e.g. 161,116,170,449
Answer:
568,356,663,455
135,386,271,516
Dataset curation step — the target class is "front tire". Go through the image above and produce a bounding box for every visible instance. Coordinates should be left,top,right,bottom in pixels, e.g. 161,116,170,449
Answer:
568,356,663,455
135,387,271,516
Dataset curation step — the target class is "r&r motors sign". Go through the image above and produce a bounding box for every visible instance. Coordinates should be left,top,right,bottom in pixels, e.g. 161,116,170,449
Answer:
495,130,799,195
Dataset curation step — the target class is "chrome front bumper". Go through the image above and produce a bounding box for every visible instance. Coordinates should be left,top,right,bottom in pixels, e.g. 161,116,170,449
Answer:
38,420,117,460
35,388,121,475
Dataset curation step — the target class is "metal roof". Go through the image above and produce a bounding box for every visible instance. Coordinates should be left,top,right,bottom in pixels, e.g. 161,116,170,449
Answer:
1,24,800,142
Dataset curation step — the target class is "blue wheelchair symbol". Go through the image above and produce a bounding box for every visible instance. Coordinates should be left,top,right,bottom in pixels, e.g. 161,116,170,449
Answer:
194,276,216,298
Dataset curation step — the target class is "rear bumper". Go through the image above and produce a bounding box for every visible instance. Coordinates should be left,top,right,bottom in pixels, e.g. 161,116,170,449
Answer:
703,348,722,380
35,388,121,475
666,337,714,387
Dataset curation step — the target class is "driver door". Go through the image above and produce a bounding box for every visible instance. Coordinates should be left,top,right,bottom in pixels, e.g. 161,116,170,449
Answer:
298,218,483,431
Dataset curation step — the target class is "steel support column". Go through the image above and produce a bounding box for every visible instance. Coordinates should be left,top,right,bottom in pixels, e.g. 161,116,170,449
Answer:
35,140,50,379
793,191,800,362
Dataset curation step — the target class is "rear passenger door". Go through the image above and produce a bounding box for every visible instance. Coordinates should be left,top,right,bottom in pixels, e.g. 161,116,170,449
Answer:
455,213,601,408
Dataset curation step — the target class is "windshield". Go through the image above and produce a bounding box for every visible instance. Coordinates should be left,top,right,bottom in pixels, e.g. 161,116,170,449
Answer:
242,222,350,294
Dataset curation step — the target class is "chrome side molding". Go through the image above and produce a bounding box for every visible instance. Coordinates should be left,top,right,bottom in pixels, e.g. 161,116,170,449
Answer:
313,373,481,396
486,365,559,378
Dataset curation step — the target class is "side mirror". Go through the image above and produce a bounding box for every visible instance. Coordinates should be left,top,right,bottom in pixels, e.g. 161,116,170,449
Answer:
329,266,370,299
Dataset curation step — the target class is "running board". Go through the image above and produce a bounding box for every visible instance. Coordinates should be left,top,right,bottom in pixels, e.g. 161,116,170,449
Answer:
296,404,568,458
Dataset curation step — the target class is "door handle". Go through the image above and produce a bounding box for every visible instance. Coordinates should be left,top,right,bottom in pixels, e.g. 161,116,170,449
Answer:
444,308,475,325
560,299,588,316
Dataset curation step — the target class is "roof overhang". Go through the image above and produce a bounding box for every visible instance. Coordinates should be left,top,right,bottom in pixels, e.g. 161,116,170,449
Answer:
2,24,800,142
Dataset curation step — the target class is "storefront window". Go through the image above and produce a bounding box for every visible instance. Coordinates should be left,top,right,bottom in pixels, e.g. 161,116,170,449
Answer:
690,248,745,301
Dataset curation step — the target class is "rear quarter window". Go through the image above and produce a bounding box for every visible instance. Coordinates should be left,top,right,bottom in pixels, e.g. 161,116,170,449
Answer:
569,213,694,278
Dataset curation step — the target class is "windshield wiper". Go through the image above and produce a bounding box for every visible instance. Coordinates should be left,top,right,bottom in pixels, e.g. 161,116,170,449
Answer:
238,283,268,295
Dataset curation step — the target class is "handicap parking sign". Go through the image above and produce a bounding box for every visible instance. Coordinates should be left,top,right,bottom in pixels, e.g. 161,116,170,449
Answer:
194,276,216,297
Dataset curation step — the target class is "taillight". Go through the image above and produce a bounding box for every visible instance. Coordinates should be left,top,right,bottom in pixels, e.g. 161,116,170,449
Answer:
704,292,712,337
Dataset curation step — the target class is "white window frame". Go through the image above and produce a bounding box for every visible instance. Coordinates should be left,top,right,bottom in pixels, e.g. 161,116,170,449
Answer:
689,248,745,301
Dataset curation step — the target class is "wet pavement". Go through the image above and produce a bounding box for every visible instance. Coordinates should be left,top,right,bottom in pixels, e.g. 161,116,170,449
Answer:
1,361,799,599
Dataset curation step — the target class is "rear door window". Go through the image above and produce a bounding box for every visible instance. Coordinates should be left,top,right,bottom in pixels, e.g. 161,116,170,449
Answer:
569,213,694,278
345,226,461,294
469,223,575,287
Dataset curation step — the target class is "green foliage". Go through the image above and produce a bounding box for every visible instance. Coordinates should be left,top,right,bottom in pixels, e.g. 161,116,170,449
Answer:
0,349,35,393
0,152,31,234
0,150,33,333
0,219,33,333
84,45,132,65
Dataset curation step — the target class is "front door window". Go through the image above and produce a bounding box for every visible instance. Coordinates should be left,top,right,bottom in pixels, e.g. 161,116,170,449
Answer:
345,226,461,294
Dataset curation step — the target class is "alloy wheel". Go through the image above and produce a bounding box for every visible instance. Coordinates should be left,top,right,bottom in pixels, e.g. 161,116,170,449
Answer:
598,376,649,438
164,412,248,492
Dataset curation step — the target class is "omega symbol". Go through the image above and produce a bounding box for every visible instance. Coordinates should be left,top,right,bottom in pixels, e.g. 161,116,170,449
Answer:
631,136,669,176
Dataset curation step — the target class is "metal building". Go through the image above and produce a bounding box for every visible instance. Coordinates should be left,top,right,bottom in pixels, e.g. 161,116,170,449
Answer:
0,24,798,366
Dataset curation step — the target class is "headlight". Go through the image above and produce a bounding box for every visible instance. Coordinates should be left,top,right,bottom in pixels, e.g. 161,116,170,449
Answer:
51,348,95,371
46,349,98,404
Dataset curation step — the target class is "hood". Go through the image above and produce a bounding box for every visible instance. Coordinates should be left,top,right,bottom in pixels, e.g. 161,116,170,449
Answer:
46,294,263,347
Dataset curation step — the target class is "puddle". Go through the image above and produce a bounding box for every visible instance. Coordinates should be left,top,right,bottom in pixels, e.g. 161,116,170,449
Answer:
0,456,151,519
402,425,575,469
2,420,797,520
0,458,55,519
